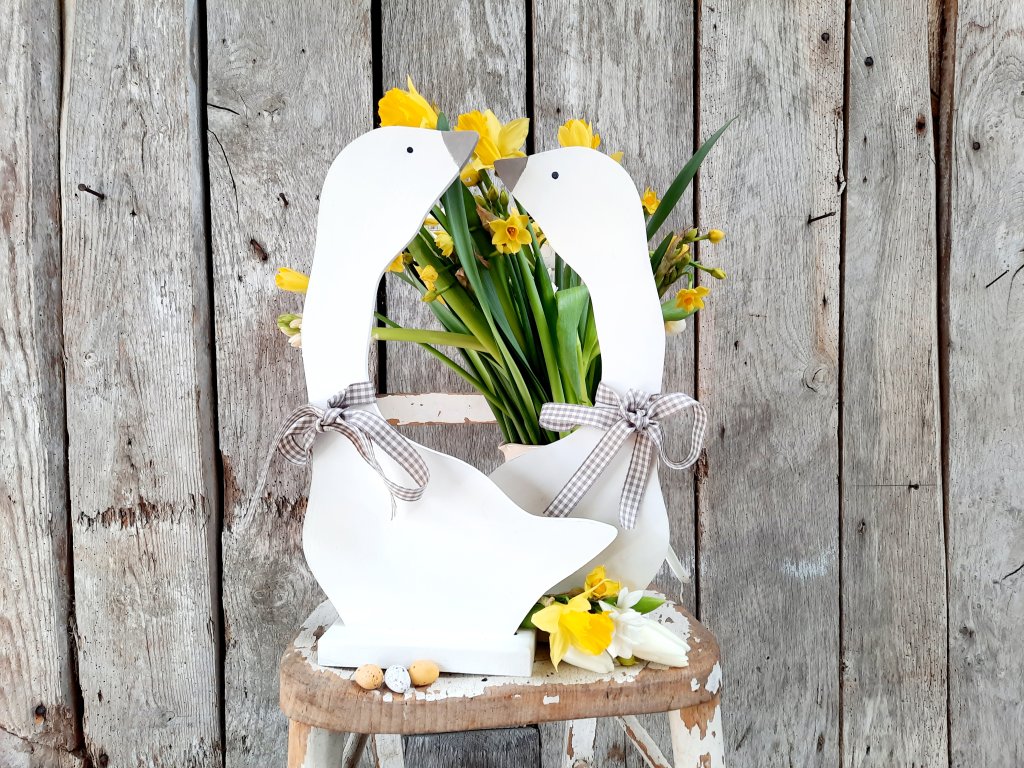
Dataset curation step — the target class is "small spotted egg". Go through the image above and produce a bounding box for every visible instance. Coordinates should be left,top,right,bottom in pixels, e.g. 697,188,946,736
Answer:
384,665,411,694
353,664,383,691
408,660,440,687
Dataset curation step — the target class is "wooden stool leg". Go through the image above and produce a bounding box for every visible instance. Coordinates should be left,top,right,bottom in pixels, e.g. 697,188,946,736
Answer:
372,734,405,767
668,694,725,768
342,733,369,768
287,720,349,768
617,715,673,767
562,718,598,768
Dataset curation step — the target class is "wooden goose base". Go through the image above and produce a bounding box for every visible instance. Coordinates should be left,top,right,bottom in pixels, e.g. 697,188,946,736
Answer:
281,599,726,767
317,623,537,677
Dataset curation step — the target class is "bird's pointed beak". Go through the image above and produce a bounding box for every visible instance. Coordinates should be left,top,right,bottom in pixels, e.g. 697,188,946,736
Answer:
493,157,528,192
442,130,478,168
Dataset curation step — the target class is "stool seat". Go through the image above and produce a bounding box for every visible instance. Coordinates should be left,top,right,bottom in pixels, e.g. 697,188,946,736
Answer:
280,598,721,735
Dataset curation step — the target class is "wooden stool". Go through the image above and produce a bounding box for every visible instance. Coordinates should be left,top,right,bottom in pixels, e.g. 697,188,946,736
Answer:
280,600,725,767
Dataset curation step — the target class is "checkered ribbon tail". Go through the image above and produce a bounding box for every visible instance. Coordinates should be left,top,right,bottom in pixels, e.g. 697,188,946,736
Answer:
275,381,429,512
539,383,707,529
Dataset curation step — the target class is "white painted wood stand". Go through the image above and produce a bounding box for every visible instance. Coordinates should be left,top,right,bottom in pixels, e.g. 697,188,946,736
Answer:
281,599,725,768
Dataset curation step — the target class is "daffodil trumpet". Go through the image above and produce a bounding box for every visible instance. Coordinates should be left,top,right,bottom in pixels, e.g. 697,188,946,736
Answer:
272,78,732,447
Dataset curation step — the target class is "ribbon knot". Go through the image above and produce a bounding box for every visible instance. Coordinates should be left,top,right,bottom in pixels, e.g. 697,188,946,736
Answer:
539,383,707,529
276,381,429,513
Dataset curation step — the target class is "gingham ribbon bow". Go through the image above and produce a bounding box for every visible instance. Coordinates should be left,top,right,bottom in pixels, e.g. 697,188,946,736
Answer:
539,383,707,529
276,382,429,510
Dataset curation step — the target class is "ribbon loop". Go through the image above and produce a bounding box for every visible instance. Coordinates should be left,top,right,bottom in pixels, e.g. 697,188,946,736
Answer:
538,383,707,529
276,382,429,512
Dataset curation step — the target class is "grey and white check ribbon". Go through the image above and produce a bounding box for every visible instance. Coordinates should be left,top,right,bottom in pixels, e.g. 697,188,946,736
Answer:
539,383,707,529
276,381,429,511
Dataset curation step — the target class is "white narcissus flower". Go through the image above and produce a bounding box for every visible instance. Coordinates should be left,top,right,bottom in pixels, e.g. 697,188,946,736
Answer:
600,588,691,667
664,319,687,335
560,645,614,674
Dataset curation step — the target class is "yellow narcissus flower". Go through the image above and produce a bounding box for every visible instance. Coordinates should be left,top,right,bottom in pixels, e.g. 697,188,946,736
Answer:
416,264,439,292
531,592,614,669
455,110,529,185
275,267,309,293
675,285,711,313
378,76,438,129
584,566,621,601
707,229,726,243
490,213,533,254
557,118,623,163
386,254,406,273
433,230,454,257
642,187,660,215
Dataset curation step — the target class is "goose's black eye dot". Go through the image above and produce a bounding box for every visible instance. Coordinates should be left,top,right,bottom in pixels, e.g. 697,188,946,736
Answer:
406,146,414,153
551,171,559,179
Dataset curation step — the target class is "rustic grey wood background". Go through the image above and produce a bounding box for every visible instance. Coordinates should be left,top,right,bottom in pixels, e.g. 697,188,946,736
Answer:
2,0,1021,766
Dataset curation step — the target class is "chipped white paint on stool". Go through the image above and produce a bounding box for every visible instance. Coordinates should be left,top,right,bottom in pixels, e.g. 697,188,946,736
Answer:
376,392,495,426
617,715,673,768
669,696,725,768
287,722,348,768
562,718,598,768
373,734,405,767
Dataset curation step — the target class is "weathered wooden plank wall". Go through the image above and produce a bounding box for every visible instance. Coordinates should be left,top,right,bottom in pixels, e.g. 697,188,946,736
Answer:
843,0,947,764
947,2,1024,765
206,3,372,765
2,1,1023,767
0,1,79,766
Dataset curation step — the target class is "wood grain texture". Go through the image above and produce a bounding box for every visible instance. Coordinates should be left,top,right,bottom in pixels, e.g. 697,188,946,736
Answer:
0,0,80,762
380,0,525,471
842,1,948,764
532,3,696,763
205,3,373,766
60,1,220,765
697,3,843,765
947,1,1024,764
405,727,540,768
280,600,721,733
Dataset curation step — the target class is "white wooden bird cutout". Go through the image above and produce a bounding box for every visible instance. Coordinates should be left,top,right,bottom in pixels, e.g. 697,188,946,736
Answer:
299,128,616,675
492,148,682,593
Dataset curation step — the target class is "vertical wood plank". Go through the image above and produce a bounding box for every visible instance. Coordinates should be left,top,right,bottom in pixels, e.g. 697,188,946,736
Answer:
842,1,947,764
947,1,1024,764
380,0,525,472
532,3,695,765
381,2,525,764
697,3,843,765
0,0,80,763
205,3,373,766
61,1,221,764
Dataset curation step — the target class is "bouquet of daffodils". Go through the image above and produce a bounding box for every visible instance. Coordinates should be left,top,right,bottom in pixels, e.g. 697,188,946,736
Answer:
276,78,729,445
525,566,689,672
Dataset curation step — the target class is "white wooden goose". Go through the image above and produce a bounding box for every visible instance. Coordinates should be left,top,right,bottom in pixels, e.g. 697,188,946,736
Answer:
299,128,616,675
493,148,702,593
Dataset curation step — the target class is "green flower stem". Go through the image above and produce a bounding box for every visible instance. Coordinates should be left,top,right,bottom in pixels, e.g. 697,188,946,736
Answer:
371,326,489,352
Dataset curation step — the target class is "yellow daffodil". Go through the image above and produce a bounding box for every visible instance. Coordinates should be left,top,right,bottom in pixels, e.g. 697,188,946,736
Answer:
386,254,406,273
455,109,529,185
433,230,454,257
378,76,438,129
416,264,439,292
275,267,309,293
642,187,660,215
557,118,623,163
675,285,710,313
707,229,726,243
531,592,614,668
584,566,621,601
533,223,546,246
490,213,533,254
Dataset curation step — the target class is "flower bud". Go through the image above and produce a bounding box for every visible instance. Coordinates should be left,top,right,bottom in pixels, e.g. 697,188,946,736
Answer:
708,267,727,280
707,229,725,243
